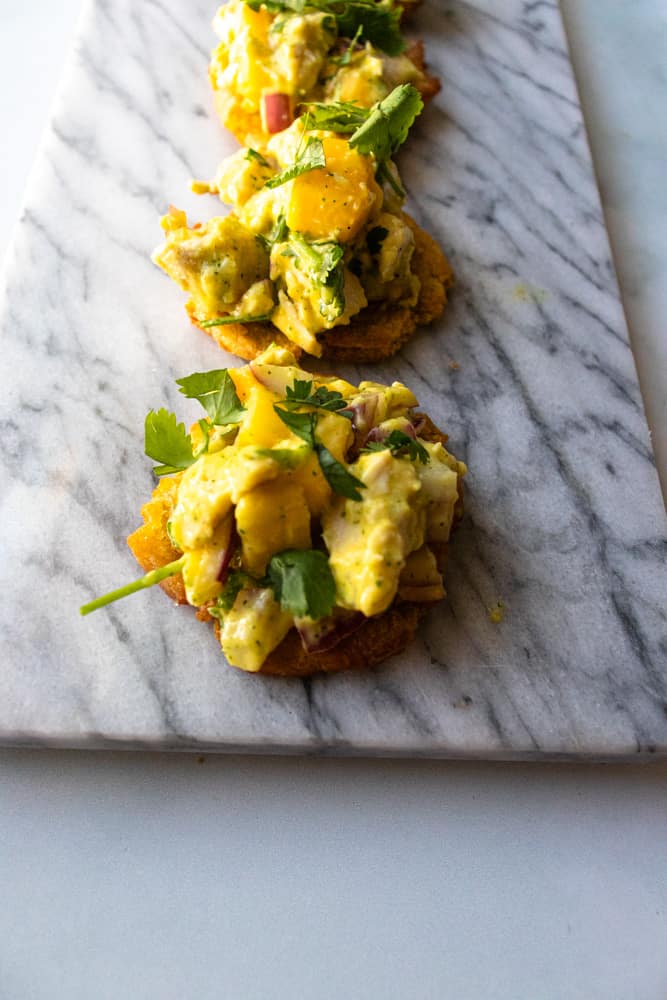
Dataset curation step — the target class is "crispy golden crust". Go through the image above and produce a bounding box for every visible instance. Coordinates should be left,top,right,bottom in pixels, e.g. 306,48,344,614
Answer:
189,212,453,363
186,301,303,362
126,417,462,677
405,40,440,102
127,477,187,605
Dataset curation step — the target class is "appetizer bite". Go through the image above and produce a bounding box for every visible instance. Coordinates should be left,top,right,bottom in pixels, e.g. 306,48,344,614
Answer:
209,0,440,147
81,346,466,677
153,85,453,361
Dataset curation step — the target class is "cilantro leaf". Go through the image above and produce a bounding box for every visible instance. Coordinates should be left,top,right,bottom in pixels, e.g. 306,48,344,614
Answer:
284,235,346,322
144,409,194,476
211,570,257,615
242,0,403,54
315,444,365,500
331,24,363,65
199,313,273,328
266,549,336,620
366,225,389,255
274,404,364,499
361,429,430,464
176,370,246,425
245,147,270,166
80,556,187,616
284,378,352,416
264,137,326,189
303,100,369,134
256,214,288,251
349,84,423,159
273,406,317,446
334,0,403,56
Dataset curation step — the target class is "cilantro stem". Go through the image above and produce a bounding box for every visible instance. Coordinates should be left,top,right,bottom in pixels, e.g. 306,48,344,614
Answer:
200,313,273,328
79,556,186,616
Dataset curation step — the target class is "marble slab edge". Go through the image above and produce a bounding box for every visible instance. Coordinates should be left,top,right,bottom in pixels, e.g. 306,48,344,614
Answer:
2,731,666,763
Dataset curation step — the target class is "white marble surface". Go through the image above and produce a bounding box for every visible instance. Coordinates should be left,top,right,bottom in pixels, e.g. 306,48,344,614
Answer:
0,0,666,756
0,3,667,998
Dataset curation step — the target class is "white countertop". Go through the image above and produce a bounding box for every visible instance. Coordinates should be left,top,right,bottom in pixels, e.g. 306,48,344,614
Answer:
1,1,666,997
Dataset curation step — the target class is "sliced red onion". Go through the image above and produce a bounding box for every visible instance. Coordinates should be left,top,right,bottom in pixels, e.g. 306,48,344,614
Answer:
410,414,427,437
262,93,293,134
295,608,365,653
217,525,239,584
363,417,416,447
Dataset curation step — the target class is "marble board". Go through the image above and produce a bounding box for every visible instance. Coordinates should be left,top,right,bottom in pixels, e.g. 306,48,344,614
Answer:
1,0,666,758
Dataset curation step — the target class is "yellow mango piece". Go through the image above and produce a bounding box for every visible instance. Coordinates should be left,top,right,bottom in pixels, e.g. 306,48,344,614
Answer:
234,383,290,448
236,479,311,576
292,452,331,517
229,364,260,404
315,411,354,463
286,137,380,243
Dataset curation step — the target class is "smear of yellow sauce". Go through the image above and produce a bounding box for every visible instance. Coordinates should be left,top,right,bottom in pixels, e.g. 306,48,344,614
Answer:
488,600,505,624
513,283,548,304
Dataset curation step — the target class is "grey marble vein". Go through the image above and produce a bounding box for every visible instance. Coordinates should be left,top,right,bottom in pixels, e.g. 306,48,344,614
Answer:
0,0,665,757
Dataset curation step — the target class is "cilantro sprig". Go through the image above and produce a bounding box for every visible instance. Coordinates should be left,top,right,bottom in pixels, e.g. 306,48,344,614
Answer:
199,313,273,328
176,370,246,425
283,378,353,416
245,147,270,166
144,370,245,478
274,404,364,500
243,0,404,56
264,137,326,189
144,409,194,477
362,429,430,464
305,84,423,161
300,100,368,134
266,550,336,620
80,556,186,616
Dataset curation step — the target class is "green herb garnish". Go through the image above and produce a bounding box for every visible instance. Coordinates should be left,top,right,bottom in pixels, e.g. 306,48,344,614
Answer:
211,570,257,615
316,444,365,499
274,405,365,499
362,429,430,464
243,0,403,55
199,313,273,328
266,549,336,619
283,378,353,417
144,409,195,477
301,100,368,134
245,147,270,166
176,370,246,426
264,137,326,189
80,556,186,616
305,84,422,161
257,214,288,251
349,84,423,159
331,24,363,66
